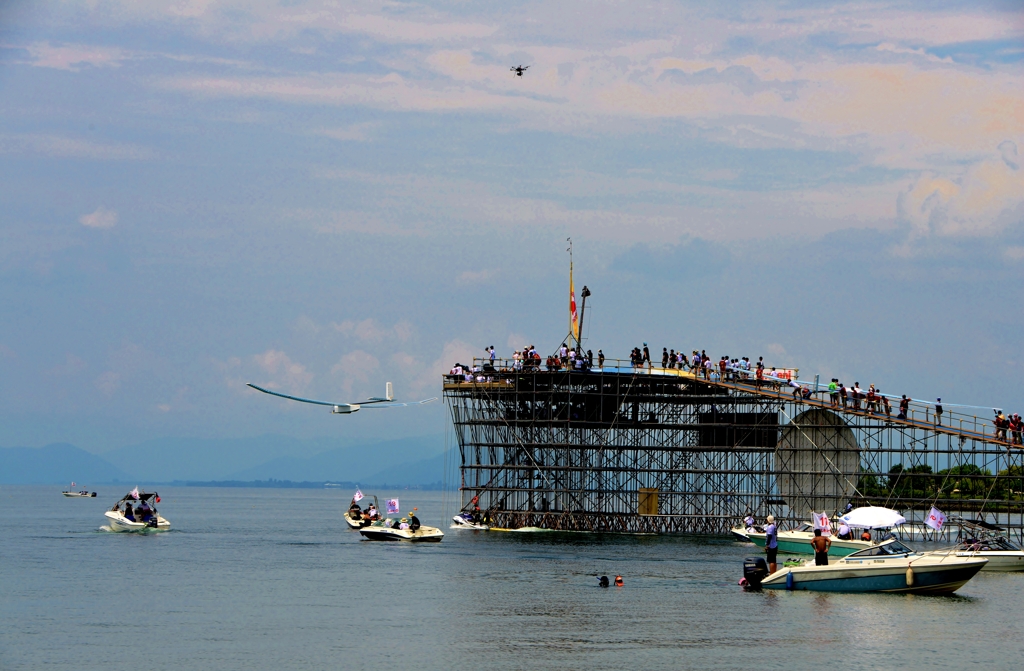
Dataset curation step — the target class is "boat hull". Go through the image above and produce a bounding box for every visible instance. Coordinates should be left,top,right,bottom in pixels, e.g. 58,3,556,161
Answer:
344,514,371,529
359,525,444,542
63,492,96,497
104,510,170,533
956,550,1024,572
762,558,987,594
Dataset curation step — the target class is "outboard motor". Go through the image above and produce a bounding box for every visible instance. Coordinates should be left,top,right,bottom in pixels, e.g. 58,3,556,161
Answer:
742,557,769,590
146,517,159,529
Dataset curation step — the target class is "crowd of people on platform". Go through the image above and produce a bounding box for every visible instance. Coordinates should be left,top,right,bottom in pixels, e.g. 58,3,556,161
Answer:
449,342,1022,447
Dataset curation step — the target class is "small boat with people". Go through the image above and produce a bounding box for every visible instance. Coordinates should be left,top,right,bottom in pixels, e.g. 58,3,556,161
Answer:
359,508,444,542
732,522,875,557
62,482,97,497
103,488,170,532
752,538,987,594
733,507,903,557
344,493,382,529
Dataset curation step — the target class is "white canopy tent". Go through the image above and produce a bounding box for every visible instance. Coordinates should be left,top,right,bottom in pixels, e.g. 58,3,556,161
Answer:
839,506,906,529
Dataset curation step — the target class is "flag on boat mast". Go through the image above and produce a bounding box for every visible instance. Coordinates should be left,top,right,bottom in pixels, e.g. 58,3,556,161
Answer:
568,238,579,344
811,511,831,533
130,486,140,500
353,489,364,502
925,506,947,531
386,498,400,515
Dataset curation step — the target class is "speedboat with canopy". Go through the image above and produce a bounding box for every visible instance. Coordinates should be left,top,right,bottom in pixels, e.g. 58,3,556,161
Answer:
103,489,170,532
934,517,1024,572
344,494,382,529
733,522,875,557
733,507,906,557
758,538,987,593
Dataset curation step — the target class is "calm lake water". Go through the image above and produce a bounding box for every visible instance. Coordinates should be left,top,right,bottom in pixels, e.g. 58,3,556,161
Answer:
2,485,1022,670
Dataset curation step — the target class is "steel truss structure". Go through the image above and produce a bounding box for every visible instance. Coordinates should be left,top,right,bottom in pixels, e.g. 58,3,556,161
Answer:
444,366,1024,543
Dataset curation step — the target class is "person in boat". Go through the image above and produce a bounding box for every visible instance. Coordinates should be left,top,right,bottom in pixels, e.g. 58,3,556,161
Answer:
408,512,421,532
472,506,482,525
398,518,410,530
861,530,872,541
366,504,378,520
837,522,852,540
123,504,136,522
743,514,755,531
811,528,831,566
137,501,154,522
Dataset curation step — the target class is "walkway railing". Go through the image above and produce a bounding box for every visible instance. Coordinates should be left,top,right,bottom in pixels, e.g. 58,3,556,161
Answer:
444,356,1019,450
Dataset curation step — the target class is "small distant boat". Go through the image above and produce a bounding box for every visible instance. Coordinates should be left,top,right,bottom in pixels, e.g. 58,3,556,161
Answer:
451,512,488,530
103,489,170,532
359,517,443,542
759,538,987,594
62,482,97,497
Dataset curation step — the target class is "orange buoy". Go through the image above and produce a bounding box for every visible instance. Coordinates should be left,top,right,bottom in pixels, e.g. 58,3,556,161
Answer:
614,575,624,586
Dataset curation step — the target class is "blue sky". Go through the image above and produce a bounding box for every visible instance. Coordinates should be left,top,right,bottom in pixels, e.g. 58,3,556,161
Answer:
1,1,1022,454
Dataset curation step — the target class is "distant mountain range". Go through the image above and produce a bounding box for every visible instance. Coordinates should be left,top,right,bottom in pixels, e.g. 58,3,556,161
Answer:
0,434,449,487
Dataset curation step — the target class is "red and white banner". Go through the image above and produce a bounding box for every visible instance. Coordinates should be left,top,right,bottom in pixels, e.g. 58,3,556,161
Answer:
386,498,400,514
353,489,364,502
811,511,832,533
925,506,946,531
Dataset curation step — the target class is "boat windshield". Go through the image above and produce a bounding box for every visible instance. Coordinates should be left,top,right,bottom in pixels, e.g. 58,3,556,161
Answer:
847,539,914,558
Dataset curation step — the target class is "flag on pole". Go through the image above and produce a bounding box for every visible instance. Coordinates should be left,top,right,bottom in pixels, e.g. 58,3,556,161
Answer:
386,498,400,514
811,512,831,533
569,266,579,344
925,506,947,532
130,486,140,500
71,482,76,487
353,489,364,502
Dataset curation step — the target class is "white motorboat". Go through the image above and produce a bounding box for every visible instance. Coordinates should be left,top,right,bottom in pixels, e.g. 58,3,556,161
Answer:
937,518,1024,572
759,538,987,594
451,512,488,530
732,523,875,557
344,495,382,529
360,518,444,542
103,490,170,532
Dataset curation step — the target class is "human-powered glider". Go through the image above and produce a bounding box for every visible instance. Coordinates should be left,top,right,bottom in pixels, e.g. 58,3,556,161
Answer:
246,382,437,414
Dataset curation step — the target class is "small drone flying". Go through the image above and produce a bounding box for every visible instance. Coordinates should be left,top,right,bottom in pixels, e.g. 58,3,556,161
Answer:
510,65,529,77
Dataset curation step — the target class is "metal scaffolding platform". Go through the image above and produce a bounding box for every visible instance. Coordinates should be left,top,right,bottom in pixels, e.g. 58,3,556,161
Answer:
444,361,1024,542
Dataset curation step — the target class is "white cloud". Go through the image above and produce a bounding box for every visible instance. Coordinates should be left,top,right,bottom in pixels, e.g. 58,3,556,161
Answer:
0,134,154,161
22,42,129,71
330,349,380,396
318,122,380,142
898,140,1024,237
79,206,118,229
253,349,313,392
95,371,121,395
331,318,412,343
